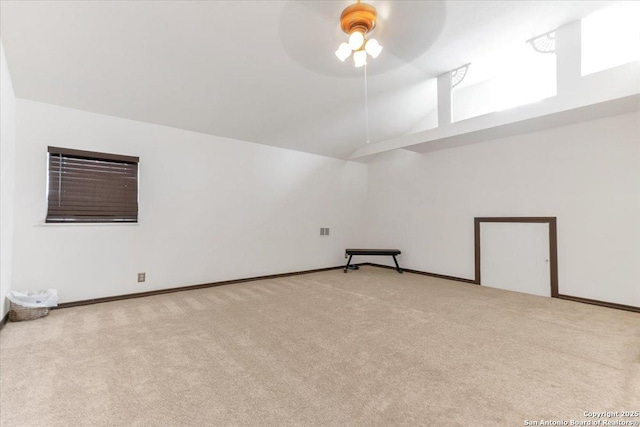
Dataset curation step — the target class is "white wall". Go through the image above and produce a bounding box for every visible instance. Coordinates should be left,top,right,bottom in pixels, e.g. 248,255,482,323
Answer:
1,42,17,318
9,97,639,309
12,100,368,303
363,111,640,307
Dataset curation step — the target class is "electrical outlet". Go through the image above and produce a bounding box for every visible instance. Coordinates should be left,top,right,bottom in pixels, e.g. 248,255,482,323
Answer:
320,227,330,236
138,273,146,283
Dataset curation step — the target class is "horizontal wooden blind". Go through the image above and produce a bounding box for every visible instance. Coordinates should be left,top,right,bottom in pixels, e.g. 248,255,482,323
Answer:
47,147,139,223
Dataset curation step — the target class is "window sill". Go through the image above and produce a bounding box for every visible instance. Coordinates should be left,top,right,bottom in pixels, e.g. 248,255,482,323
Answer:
39,221,140,226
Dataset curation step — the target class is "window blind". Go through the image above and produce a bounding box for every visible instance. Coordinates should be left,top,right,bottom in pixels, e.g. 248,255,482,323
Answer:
46,147,139,223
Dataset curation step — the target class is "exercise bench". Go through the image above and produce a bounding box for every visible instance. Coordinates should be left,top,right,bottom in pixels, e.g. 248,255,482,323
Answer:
344,249,403,273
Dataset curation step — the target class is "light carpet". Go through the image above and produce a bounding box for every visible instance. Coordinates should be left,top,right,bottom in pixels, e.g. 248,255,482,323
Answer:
1,266,638,426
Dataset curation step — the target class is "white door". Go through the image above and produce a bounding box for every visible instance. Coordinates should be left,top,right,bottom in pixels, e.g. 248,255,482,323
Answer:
480,222,551,297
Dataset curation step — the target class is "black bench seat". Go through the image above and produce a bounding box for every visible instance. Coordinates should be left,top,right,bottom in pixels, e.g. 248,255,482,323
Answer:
344,249,402,274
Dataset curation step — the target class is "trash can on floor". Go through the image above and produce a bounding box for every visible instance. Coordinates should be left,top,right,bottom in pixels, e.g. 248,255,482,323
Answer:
7,289,59,322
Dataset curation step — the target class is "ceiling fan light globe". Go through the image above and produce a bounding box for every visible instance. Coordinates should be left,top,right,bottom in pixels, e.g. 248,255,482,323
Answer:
365,39,383,58
335,42,352,62
353,50,367,67
348,31,365,50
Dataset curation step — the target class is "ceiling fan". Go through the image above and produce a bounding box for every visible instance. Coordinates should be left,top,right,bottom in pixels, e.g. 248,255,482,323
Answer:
277,1,446,77
334,0,383,67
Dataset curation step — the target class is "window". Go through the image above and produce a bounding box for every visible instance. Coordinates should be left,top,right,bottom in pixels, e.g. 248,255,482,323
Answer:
452,37,557,122
581,3,640,76
46,147,139,223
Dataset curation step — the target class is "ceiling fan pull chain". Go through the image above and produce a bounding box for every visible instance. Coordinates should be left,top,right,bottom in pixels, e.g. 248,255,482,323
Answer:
364,63,370,144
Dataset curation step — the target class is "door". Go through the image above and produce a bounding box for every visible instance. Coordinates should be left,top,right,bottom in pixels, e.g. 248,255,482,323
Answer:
480,222,551,297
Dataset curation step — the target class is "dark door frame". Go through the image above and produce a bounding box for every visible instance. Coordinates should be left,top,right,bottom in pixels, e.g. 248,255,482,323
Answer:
474,217,558,297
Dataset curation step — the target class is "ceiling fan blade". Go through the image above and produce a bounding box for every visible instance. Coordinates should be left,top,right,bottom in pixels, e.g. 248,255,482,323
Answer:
278,0,446,77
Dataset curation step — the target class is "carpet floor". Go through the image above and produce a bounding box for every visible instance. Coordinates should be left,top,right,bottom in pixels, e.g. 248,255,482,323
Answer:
1,266,638,426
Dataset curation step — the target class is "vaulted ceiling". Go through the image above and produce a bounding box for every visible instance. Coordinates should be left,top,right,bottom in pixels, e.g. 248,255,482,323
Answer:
0,1,619,159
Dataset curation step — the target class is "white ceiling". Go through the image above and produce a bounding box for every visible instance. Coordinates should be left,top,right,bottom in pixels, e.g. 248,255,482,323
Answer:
0,0,620,159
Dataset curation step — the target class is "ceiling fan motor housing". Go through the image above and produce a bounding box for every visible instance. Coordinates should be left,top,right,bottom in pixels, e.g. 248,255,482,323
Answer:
340,2,377,36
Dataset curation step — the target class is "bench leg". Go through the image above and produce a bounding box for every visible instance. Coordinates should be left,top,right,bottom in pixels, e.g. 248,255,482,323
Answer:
344,255,353,273
393,256,403,274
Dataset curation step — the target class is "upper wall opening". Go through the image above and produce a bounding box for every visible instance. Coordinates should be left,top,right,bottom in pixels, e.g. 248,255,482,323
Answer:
451,36,557,123
581,3,640,76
